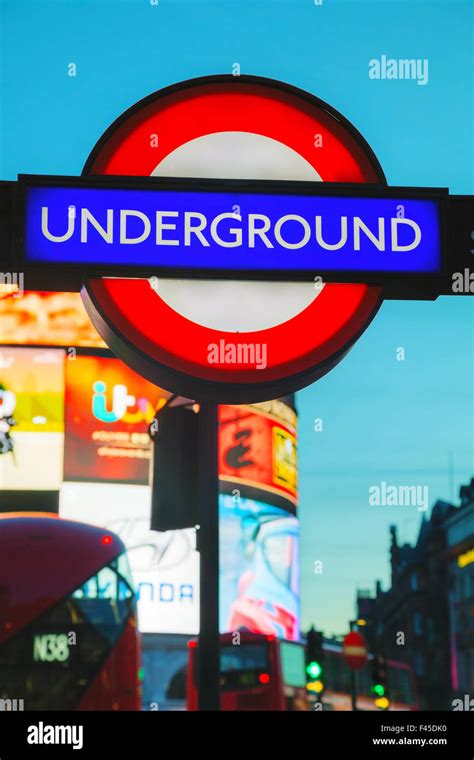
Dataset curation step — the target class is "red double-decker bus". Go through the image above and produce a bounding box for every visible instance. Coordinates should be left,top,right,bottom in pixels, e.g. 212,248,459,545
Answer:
187,633,419,711
0,512,141,710
187,631,310,710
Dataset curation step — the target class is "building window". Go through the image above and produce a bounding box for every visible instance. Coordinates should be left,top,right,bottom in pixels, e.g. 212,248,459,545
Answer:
413,612,423,636
464,573,471,599
426,617,434,643
414,651,425,676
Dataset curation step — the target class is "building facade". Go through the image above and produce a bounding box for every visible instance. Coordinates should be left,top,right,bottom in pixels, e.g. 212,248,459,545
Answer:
445,479,474,704
357,480,474,710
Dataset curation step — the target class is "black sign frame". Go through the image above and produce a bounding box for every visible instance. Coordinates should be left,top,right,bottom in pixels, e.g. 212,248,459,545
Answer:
0,173,472,299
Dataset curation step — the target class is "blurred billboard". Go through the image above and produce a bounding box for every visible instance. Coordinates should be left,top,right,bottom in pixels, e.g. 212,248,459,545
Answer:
64,354,170,484
0,291,300,637
0,347,64,490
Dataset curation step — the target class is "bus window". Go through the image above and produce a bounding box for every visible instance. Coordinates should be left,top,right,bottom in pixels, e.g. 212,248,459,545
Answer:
72,559,134,632
220,642,269,690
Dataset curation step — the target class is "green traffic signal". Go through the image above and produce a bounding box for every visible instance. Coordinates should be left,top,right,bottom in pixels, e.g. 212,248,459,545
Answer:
306,660,322,679
372,683,385,697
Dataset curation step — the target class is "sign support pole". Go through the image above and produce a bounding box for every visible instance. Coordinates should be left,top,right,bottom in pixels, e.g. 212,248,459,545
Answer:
351,671,358,711
197,399,220,710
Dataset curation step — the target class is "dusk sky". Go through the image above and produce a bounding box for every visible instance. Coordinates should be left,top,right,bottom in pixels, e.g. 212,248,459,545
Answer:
1,0,473,635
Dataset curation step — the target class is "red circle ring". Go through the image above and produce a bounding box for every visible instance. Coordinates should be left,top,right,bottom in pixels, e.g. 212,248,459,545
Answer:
82,75,385,403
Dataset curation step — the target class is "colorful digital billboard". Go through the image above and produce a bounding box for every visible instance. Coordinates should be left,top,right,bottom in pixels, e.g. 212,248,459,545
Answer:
61,486,300,639
0,347,64,490
60,356,299,637
0,291,105,347
0,337,300,637
219,400,300,639
219,493,300,641
60,482,199,634
64,355,170,484
219,401,297,511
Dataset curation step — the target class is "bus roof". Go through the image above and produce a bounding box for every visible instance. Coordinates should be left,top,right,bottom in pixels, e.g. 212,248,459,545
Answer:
0,512,126,644
189,632,302,647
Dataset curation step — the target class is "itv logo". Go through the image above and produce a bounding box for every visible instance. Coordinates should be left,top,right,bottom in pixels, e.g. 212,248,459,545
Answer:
92,381,159,424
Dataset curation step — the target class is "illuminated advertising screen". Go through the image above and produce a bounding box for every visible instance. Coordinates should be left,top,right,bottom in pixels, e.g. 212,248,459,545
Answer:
0,339,299,637
0,291,105,347
219,493,300,641
0,347,64,490
60,482,199,634
61,486,299,639
64,355,170,484
219,400,297,511
60,356,299,636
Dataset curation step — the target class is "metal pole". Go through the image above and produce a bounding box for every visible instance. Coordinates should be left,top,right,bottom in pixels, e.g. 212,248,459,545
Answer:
197,400,220,710
351,670,358,711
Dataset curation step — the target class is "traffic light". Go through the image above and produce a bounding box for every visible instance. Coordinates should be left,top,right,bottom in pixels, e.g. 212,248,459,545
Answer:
150,403,200,531
371,656,390,709
306,627,325,689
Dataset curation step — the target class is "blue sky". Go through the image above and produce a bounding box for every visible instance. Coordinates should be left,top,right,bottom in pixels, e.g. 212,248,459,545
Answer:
1,0,473,635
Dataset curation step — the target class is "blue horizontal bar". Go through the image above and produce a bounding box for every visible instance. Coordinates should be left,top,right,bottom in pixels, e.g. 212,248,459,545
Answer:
24,184,442,274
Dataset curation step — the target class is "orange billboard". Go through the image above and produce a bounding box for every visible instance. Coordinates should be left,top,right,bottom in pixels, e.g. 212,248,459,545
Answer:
0,291,105,347
219,401,298,511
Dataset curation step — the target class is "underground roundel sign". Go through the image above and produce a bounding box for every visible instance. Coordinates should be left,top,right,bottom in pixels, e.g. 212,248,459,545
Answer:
82,75,384,403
